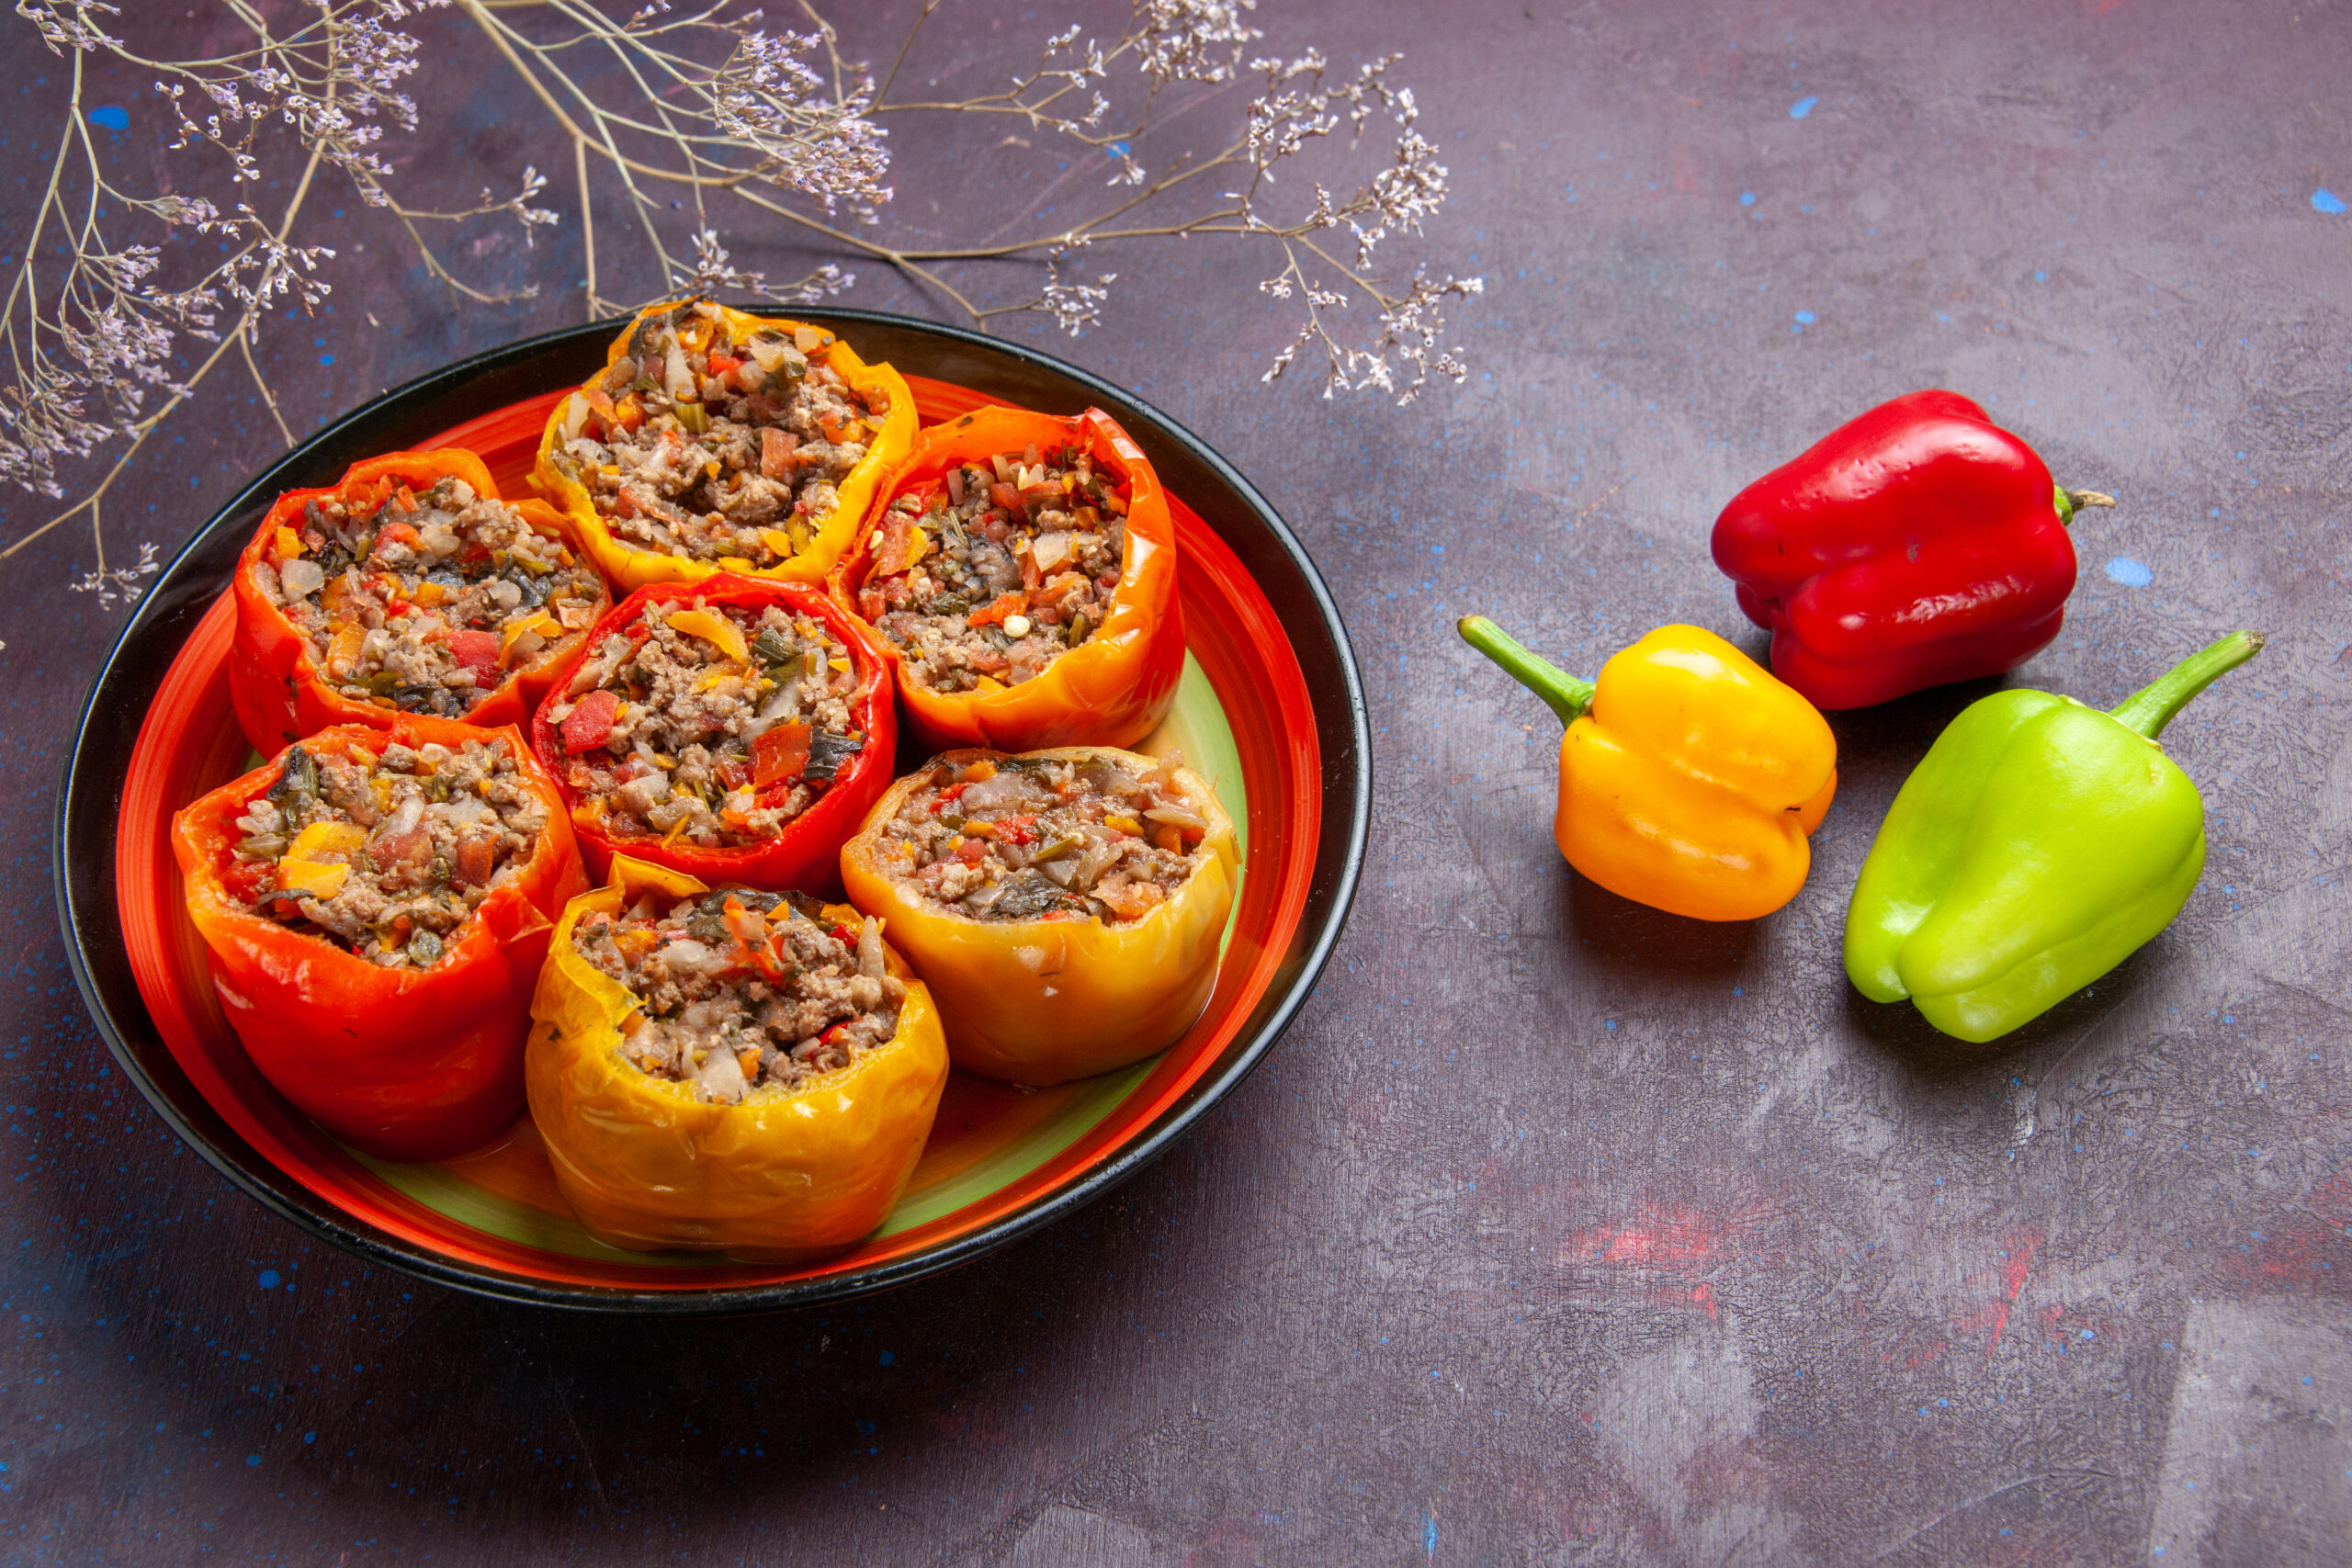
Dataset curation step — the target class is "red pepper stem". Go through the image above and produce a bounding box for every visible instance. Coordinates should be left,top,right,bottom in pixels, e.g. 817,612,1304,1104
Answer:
1457,615,1596,728
2108,630,2265,741
2052,486,2119,525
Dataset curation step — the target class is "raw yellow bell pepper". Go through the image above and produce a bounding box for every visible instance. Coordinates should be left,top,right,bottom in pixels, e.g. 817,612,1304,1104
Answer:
526,854,948,1259
837,748,1238,1086
1460,617,1838,921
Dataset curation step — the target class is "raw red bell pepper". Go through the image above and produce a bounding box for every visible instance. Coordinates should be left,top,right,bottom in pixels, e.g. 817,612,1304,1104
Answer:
529,574,898,894
169,719,588,1162
1709,390,2114,710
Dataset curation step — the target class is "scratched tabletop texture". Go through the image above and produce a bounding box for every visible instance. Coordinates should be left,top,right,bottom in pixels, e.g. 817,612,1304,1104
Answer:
6,1,2351,1562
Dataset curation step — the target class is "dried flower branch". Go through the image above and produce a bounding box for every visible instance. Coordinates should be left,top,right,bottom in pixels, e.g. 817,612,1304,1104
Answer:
3,0,1481,620
858,6,1479,400
2,0,546,592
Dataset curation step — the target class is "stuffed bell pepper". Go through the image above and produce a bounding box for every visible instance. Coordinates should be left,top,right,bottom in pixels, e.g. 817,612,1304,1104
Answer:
230,448,612,753
831,406,1184,753
533,298,916,592
171,720,587,1161
530,574,898,893
526,855,948,1258
839,747,1237,1086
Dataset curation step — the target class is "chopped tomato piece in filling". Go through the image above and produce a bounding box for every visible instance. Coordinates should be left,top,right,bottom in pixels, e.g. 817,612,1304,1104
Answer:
752,722,811,788
560,689,620,754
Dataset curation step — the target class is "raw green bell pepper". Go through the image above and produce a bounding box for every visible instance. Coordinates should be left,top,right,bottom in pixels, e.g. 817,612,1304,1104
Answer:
1844,630,2264,1042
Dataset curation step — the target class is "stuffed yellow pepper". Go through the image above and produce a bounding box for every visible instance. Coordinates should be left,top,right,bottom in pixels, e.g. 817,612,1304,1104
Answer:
839,748,1238,1086
526,855,947,1259
533,298,917,592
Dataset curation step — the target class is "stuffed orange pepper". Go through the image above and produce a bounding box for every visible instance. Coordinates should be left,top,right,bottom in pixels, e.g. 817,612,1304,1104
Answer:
831,405,1183,753
529,575,898,894
229,448,611,754
526,855,948,1258
533,298,915,592
839,747,1236,1085
171,720,587,1161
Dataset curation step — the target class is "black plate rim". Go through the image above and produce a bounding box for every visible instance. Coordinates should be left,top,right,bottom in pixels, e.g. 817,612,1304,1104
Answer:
53,307,1370,1315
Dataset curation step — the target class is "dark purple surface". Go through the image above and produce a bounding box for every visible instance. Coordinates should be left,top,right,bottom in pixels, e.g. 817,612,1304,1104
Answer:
7,1,2351,1562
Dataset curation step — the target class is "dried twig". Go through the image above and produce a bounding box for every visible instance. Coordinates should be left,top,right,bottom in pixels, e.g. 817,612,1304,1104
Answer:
3,0,1481,613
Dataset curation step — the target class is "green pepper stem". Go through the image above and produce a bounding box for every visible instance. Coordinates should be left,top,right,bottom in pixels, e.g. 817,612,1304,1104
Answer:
1457,615,1596,728
2052,485,2118,525
2109,630,2266,740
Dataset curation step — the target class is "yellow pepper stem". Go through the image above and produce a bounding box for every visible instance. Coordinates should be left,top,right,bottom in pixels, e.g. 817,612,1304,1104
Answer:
1458,615,1596,728
2108,629,2265,741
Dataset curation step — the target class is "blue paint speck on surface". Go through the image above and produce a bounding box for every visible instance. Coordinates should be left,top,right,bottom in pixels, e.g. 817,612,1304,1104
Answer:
1738,191,1757,207
2313,187,2346,215
878,1350,894,1366
1790,96,1818,118
256,1269,279,1290
2105,557,2154,587
320,354,334,366
1423,1516,1438,1556
86,105,127,130
1792,310,1815,333
245,1454,261,1467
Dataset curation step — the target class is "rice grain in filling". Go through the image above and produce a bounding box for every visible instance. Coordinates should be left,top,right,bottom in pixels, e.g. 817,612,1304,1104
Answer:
248,475,605,717
543,596,873,848
571,891,902,1105
856,443,1130,694
874,752,1212,923
224,737,549,967
547,301,889,569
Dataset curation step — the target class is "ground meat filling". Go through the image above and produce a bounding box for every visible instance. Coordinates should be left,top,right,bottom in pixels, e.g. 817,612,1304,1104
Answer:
548,300,889,568
249,474,605,718
855,442,1131,694
875,753,1211,923
572,891,903,1105
222,738,549,968
543,598,872,848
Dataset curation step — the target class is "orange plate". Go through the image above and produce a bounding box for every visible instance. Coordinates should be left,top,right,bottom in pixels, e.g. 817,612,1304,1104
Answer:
74,317,1363,1311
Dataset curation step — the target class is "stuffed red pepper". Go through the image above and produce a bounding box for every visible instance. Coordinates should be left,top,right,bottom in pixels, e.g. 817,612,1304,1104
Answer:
230,448,612,753
530,575,897,893
170,720,587,1161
